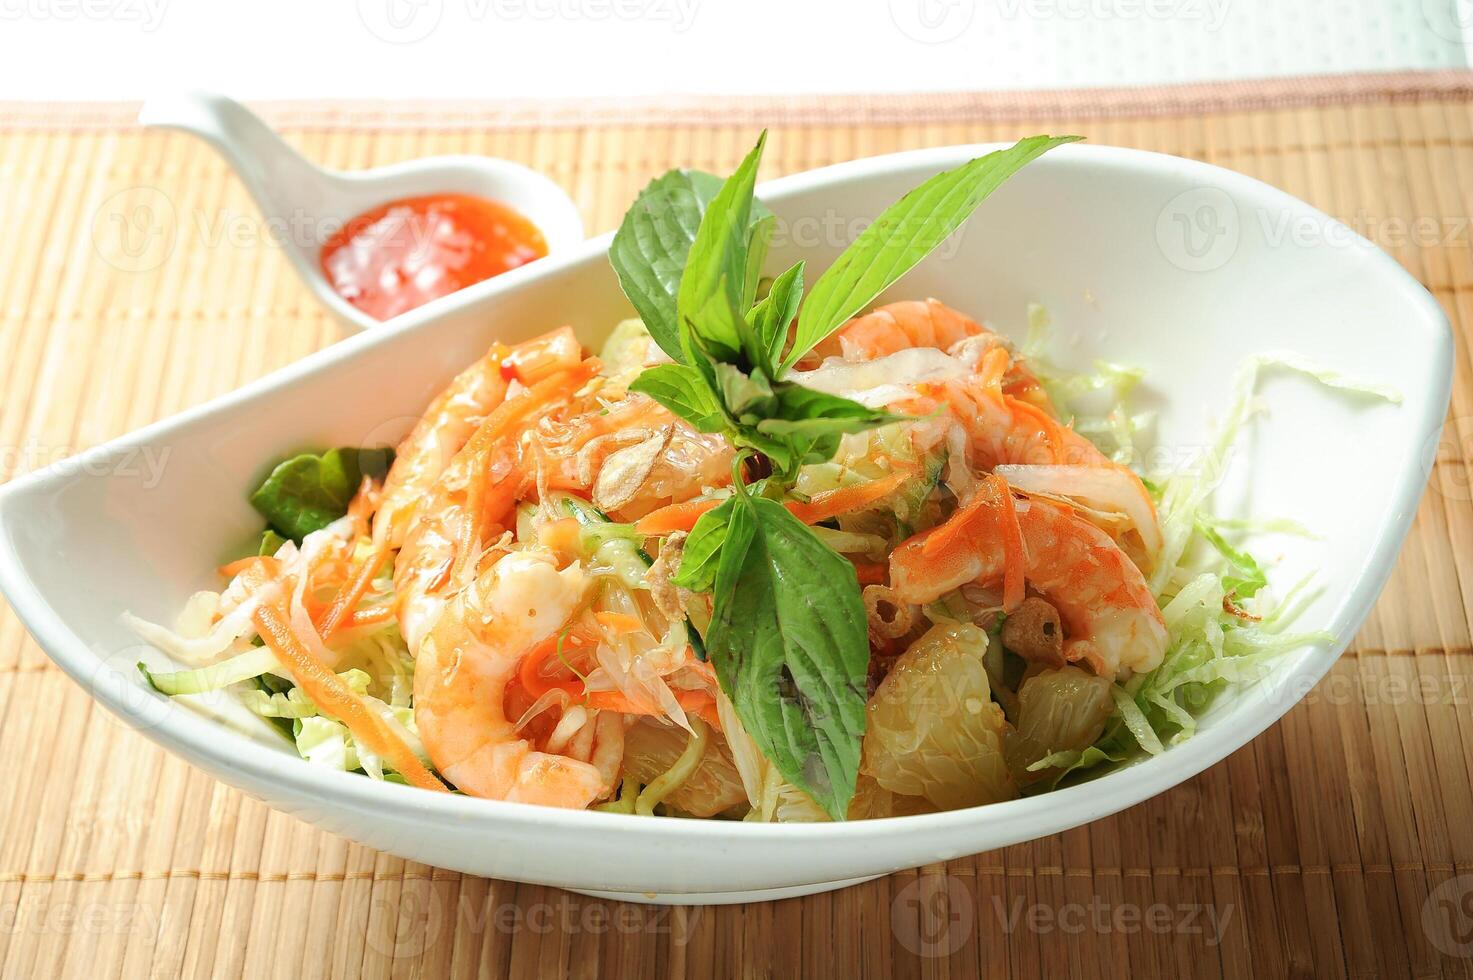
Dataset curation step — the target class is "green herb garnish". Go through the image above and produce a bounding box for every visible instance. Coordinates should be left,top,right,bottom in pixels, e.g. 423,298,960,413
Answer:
610,132,1077,818
249,446,393,543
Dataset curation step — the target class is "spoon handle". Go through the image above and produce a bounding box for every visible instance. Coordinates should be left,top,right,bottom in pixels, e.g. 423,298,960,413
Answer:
138,91,328,226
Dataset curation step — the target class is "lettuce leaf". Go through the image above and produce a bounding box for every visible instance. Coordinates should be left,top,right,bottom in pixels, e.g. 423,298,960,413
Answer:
249,447,393,542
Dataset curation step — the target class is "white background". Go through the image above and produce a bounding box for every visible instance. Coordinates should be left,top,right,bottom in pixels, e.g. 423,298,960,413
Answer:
1,0,1471,100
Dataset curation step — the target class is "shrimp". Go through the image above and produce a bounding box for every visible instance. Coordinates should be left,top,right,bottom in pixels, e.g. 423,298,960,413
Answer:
810,298,1054,411
373,347,509,553
890,493,1168,677
892,348,1162,566
395,360,599,651
372,326,582,554
812,299,988,361
527,388,732,519
414,549,612,805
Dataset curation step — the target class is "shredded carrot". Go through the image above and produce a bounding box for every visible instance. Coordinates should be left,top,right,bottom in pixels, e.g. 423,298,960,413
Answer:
992,476,1026,613
584,689,722,731
347,605,395,629
1005,396,1067,461
219,554,280,579
500,325,582,384
240,566,445,792
592,611,644,633
345,475,379,537
449,360,599,582
922,475,1026,612
316,543,389,639
518,628,597,699
517,614,718,729
635,496,724,535
786,468,913,525
451,462,492,586
537,517,583,557
636,467,915,536
977,345,1011,388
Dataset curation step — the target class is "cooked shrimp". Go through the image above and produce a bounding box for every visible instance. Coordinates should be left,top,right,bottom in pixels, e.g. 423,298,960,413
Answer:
373,327,582,554
810,298,1055,411
897,377,1107,470
413,549,610,805
373,347,509,553
528,389,732,519
813,299,988,361
890,346,1162,566
890,493,1168,677
395,360,599,651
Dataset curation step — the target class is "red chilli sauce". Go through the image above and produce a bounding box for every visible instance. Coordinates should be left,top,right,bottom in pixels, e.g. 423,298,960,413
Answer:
321,194,548,321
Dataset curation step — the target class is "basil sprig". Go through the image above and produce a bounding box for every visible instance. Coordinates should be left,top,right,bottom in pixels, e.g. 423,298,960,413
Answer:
610,131,1077,818
784,134,1081,369
708,475,870,817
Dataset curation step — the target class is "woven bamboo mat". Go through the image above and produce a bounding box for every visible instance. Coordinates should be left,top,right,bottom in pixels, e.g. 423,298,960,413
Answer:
2,73,1472,978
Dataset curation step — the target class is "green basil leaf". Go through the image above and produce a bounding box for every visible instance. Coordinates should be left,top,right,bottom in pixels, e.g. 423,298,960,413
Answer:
736,428,797,478
249,447,393,542
608,169,726,363
785,135,1080,369
671,499,735,593
743,213,776,309
707,495,870,820
770,382,901,429
750,260,804,369
629,363,728,433
677,132,767,359
714,362,776,418
757,383,901,468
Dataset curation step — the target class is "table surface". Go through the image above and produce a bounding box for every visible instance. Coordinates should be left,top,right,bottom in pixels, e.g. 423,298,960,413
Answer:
1,76,1473,978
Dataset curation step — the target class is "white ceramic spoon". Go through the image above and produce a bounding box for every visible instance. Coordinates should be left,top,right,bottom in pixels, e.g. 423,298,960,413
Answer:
138,91,585,332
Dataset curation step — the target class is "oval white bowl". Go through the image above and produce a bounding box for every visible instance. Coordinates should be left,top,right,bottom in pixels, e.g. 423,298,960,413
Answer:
0,144,1451,904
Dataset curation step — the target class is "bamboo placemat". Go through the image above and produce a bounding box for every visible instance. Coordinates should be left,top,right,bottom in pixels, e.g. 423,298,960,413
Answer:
2,73,1472,978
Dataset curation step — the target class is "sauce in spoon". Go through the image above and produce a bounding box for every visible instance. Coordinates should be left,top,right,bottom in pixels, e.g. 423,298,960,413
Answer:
321,194,548,321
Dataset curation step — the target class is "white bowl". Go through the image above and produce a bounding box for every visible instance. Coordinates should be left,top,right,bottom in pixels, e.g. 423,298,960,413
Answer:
0,144,1451,905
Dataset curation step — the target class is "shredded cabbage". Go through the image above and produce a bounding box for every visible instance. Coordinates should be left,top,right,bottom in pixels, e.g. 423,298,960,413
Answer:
1038,340,1397,776
138,646,282,696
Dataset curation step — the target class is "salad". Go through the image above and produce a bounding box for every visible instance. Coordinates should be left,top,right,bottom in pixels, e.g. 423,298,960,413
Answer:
132,135,1378,820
